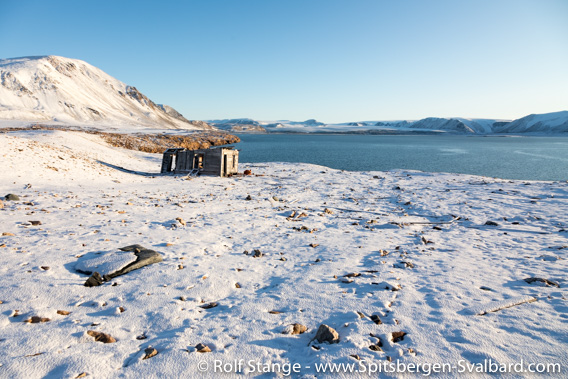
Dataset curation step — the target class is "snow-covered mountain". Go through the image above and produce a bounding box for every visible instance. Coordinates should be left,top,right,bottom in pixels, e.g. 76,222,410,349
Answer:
493,111,568,133
0,55,207,130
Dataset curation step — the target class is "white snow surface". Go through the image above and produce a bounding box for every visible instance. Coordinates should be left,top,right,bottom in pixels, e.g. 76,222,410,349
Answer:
0,56,201,131
0,129,567,378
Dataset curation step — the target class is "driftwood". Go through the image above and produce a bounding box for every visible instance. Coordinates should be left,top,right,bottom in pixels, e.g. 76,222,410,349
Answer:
465,296,537,316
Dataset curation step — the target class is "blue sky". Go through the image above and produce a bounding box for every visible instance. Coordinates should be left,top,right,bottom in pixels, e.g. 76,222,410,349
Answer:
1,0,567,122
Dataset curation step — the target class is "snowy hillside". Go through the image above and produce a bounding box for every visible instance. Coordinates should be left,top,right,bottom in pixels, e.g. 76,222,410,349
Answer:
494,111,568,133
0,129,566,377
0,56,206,130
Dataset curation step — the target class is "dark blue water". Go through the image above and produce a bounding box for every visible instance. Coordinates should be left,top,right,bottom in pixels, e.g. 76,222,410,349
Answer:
235,134,568,181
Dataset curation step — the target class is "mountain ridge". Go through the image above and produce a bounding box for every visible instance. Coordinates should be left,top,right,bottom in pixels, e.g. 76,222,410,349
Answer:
0,55,208,130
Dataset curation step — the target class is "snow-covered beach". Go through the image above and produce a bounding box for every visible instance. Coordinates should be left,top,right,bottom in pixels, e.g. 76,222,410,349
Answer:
0,129,566,378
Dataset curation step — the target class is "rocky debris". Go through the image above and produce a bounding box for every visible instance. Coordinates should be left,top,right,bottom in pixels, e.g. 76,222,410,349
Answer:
0,200,3,209
252,249,263,258
57,310,71,315
84,272,104,287
479,286,493,291
142,347,158,360
2,232,15,236
235,282,241,288
268,310,281,314
344,273,361,278
370,314,382,325
243,170,252,176
176,217,186,226
29,221,42,226
379,250,389,257
393,261,414,269
485,221,499,226
350,354,361,360
373,282,402,291
283,323,307,335
391,331,407,343
136,334,147,340
4,194,20,201
25,316,50,323
80,245,163,286
314,324,339,344
245,195,252,201
421,236,434,244
524,277,560,287
40,266,50,270
324,208,333,214
200,302,218,309
196,343,211,353
309,243,319,248
369,344,382,351
87,330,116,343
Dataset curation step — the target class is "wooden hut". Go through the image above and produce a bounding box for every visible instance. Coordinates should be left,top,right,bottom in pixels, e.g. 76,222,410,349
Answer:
161,146,239,177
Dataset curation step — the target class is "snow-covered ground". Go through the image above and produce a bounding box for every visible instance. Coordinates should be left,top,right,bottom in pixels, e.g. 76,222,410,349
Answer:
0,130,566,378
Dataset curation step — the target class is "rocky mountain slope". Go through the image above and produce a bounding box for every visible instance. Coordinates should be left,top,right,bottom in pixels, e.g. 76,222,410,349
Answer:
0,56,208,130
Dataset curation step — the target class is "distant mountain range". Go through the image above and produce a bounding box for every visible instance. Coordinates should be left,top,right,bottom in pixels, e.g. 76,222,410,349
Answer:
0,55,210,130
1,56,565,134
210,112,568,134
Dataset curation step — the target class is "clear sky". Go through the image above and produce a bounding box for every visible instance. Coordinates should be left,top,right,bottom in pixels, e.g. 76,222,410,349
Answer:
1,0,567,123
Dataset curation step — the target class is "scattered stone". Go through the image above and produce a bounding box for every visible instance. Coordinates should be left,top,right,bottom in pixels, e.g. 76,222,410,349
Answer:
369,344,383,351
179,296,187,301
485,221,499,226
479,286,493,291
344,273,361,278
272,196,279,202
370,333,383,346
394,261,414,269
309,243,319,248
243,170,252,176
2,232,15,236
356,311,366,319
421,236,434,244
200,302,218,309
245,195,252,201
324,208,333,214
176,217,186,226
391,331,407,343
314,258,321,262
196,343,211,353
75,373,87,378
314,324,339,344
379,250,389,257
136,334,147,340
370,314,382,325
40,266,50,270
235,282,241,288
79,245,163,285
118,307,125,313
87,330,116,343
350,354,361,360
252,249,263,258
283,323,307,335
268,310,281,314
142,347,158,360
279,257,287,261
29,221,42,226
177,264,184,270
432,226,443,231
524,277,560,287
25,316,50,323
84,272,104,287
5,194,20,201
57,310,71,315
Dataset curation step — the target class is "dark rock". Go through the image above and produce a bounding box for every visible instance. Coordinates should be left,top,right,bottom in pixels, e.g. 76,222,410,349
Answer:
29,221,42,226
243,170,252,176
196,343,211,353
26,316,50,323
369,344,382,351
5,194,20,201
200,302,218,309
314,324,339,344
245,195,252,201
57,310,71,315
252,249,263,258
370,314,382,325
283,323,307,335
484,221,499,226
344,273,361,278
524,277,560,287
87,330,116,343
142,347,158,360
84,272,104,287
391,331,406,343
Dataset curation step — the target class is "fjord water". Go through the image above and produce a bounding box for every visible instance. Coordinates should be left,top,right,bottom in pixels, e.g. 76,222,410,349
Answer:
236,134,568,181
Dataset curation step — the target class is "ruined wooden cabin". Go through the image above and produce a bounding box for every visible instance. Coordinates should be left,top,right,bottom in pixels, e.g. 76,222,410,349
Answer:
161,147,239,177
